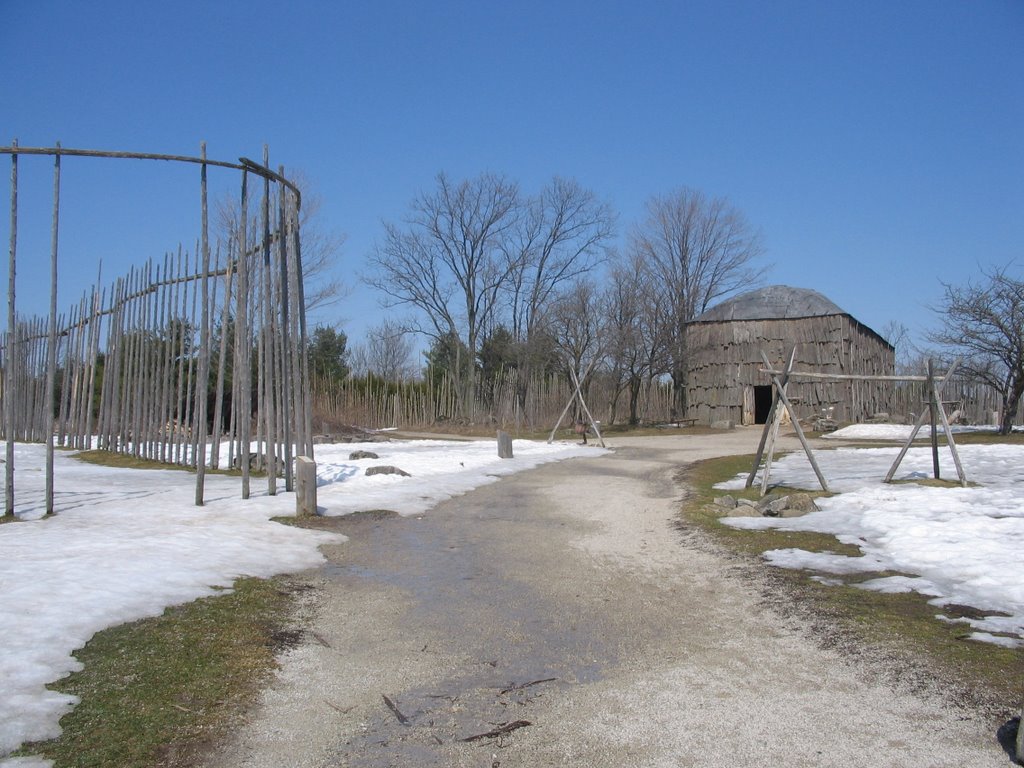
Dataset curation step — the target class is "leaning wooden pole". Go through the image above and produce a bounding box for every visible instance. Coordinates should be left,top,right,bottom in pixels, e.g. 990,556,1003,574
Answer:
932,371,968,487
746,347,797,489
760,351,830,493
5,140,18,516
884,359,961,483
759,395,787,496
569,365,605,448
547,358,597,443
44,144,62,516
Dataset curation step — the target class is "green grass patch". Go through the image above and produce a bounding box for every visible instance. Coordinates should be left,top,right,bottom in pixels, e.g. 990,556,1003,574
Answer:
681,453,856,558
682,452,1024,706
73,449,266,478
74,450,193,472
15,577,293,768
889,477,979,489
949,429,1024,445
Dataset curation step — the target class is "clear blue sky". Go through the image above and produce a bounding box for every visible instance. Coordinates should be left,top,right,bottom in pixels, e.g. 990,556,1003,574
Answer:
3,0,1022,351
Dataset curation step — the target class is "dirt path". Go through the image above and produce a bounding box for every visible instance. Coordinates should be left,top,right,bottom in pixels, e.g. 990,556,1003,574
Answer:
202,430,1008,767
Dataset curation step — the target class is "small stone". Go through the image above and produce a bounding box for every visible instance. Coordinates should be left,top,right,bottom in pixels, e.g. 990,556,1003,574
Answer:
783,493,820,516
349,450,379,460
757,493,786,518
366,465,411,477
713,495,738,509
762,496,791,517
722,504,760,517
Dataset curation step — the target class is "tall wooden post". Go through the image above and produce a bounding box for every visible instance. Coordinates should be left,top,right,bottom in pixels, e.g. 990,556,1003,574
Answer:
195,143,211,505
260,146,277,494
5,140,18,517
928,358,940,480
44,144,62,515
82,279,102,449
277,165,294,491
211,244,233,470
290,196,314,459
235,170,251,498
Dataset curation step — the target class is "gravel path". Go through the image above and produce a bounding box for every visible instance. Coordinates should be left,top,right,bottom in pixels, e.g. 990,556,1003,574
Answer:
202,430,1011,767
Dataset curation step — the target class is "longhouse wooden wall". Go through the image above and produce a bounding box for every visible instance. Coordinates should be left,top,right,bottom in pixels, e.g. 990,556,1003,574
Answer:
686,314,894,425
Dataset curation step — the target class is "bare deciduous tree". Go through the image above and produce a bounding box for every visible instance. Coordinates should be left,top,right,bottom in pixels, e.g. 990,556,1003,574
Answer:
364,172,520,412
216,170,346,312
505,177,615,340
548,279,603,419
364,173,614,418
929,266,1024,434
365,319,416,381
631,188,765,415
502,177,615,420
602,254,671,425
881,319,918,374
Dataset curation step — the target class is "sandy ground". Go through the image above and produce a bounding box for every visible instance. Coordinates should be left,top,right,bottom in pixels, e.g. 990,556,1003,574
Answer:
201,428,1014,767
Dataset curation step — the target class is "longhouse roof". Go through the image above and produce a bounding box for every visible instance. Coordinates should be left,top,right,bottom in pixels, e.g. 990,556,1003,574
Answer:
695,285,848,322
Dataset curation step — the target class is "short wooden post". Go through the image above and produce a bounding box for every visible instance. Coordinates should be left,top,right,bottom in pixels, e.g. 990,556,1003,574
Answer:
295,455,317,516
497,429,513,458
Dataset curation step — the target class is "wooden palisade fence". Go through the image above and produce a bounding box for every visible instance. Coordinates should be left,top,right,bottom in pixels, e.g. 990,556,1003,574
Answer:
311,363,1021,434
310,367,678,433
1,143,314,516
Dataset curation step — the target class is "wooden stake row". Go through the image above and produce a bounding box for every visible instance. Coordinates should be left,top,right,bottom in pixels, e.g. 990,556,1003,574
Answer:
1,143,313,516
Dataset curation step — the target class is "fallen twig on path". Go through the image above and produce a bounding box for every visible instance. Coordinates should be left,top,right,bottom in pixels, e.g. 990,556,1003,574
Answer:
325,700,355,715
309,630,332,648
459,720,532,742
499,677,556,695
382,694,410,725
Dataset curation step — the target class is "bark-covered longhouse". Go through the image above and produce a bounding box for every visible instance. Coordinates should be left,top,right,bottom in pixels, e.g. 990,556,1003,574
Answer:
686,285,895,425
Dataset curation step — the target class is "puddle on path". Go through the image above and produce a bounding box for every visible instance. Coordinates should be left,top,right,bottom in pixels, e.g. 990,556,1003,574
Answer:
318,488,615,766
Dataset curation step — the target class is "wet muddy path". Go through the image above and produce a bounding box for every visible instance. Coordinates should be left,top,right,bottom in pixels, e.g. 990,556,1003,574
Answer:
203,434,1007,768
314,453,664,766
